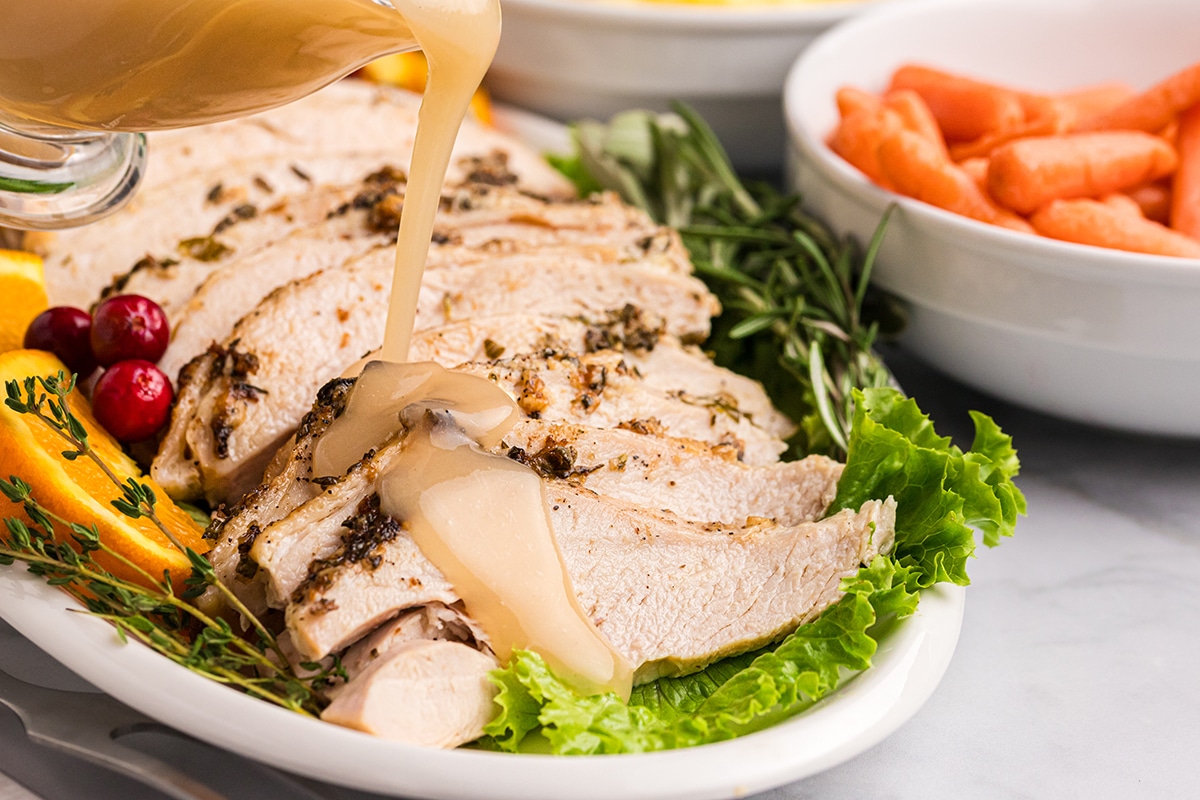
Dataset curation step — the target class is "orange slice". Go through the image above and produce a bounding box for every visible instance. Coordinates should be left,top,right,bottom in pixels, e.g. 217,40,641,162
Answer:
359,52,493,126
469,85,495,128
0,349,208,591
361,52,428,94
0,250,49,354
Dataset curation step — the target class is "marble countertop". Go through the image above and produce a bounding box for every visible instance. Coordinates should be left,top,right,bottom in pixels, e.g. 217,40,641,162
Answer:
1,349,1197,800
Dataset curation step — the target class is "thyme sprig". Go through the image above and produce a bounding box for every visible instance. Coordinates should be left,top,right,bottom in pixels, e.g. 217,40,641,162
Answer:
561,104,906,458
5,372,190,552
0,373,338,715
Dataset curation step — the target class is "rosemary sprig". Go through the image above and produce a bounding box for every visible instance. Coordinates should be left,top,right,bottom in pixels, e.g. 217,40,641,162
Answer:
560,104,906,459
0,373,338,715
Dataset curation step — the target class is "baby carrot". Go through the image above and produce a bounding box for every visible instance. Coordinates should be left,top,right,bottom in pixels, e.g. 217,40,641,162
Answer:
1160,119,1179,143
1054,82,1136,126
888,63,1025,142
950,111,1064,161
829,105,902,188
987,131,1178,215
836,86,881,119
958,156,989,189
950,84,1135,160
1099,192,1144,218
1124,180,1173,225
1077,60,1200,133
1170,103,1200,240
882,89,947,155
1030,198,1200,258
877,128,1033,232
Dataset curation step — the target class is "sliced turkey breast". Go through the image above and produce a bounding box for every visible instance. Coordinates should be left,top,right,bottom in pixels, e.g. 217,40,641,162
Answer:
319,602,495,747
138,81,563,198
32,81,572,307
157,186,689,383
201,304,675,601
624,342,796,439
151,265,393,504
279,480,891,678
454,351,785,467
223,380,881,677
153,260,720,503
107,181,383,323
502,421,839,527
320,639,499,748
558,489,894,683
199,307,674,597
200,376,355,614
334,603,490,682
214,348,798,616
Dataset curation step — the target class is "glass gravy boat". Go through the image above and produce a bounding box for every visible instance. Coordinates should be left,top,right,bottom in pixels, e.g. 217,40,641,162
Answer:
0,0,414,230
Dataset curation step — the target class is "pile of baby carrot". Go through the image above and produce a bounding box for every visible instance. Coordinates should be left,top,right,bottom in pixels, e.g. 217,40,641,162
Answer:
829,61,1200,258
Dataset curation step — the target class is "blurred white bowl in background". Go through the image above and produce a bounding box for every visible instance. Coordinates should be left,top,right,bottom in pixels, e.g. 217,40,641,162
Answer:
784,0,1200,437
489,0,881,173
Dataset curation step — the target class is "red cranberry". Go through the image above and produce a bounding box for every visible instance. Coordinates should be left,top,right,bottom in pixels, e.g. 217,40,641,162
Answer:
91,360,174,443
23,306,98,379
90,294,170,367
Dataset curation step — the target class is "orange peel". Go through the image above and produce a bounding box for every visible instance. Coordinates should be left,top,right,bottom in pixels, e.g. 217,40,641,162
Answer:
0,349,208,591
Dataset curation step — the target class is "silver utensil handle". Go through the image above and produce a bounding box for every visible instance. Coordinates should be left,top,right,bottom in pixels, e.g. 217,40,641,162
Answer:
0,669,216,799
0,668,335,800
55,735,338,800
46,735,229,800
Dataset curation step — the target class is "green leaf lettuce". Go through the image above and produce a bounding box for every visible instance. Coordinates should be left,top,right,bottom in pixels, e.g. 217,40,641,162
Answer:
481,388,1024,754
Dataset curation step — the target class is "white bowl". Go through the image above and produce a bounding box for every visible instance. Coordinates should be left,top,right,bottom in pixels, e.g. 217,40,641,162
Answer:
783,0,1200,438
489,0,884,173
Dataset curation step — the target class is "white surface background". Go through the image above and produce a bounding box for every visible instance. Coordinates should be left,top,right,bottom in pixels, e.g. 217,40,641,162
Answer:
2,346,1196,799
